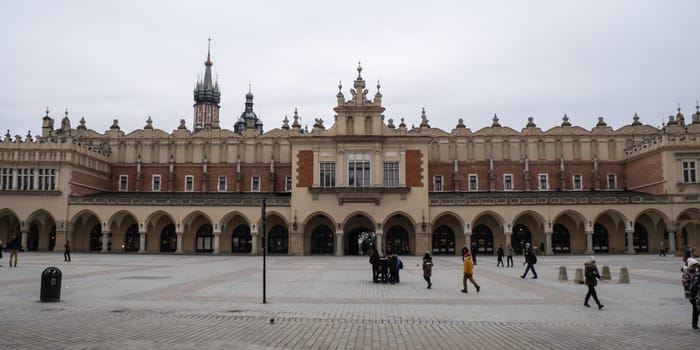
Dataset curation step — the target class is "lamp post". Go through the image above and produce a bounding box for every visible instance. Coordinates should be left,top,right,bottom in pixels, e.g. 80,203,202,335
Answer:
262,198,267,304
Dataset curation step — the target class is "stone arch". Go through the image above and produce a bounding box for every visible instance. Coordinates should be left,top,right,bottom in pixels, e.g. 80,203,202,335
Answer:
70,209,102,252
676,208,700,252
382,212,417,255
594,209,628,253
471,211,506,255
552,209,587,254
635,209,671,254
343,212,377,255
347,116,354,134
24,209,56,251
145,210,177,253
513,210,547,254
181,210,213,253
365,116,372,134
431,212,464,255
430,141,441,161
221,211,252,254
305,213,335,255
0,208,21,245
260,212,289,255
272,141,281,162
107,210,138,253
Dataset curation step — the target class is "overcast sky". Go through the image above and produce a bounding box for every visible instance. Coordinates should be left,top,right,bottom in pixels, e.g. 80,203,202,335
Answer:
1,0,699,138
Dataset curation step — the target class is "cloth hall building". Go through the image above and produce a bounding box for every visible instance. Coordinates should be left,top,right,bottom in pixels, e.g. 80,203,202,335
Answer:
1,47,699,257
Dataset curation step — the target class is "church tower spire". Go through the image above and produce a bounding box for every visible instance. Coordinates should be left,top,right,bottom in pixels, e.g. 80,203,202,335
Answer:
193,38,221,132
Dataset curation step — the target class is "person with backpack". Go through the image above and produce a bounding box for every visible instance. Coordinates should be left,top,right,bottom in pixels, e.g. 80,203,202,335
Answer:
584,256,604,310
682,258,699,330
422,251,433,289
520,244,538,279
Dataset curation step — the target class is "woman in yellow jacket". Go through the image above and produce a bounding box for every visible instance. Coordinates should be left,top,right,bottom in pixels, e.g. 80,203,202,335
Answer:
462,247,481,293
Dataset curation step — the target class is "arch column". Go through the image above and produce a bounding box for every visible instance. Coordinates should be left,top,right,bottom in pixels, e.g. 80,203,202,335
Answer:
213,231,221,255
251,225,259,255
626,229,635,254
20,229,29,251
375,231,384,255
463,226,472,254
544,230,553,256
335,230,344,256
585,230,593,255
138,230,146,253
668,231,677,254
175,231,184,254
101,231,111,253
505,232,512,248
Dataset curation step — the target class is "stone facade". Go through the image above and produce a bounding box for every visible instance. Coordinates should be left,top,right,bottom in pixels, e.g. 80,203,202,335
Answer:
1,53,700,257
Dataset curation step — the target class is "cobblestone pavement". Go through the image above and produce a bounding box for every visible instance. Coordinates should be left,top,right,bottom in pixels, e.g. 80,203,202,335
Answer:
0,252,697,349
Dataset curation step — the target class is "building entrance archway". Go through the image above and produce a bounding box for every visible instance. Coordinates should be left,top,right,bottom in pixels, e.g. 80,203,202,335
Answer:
196,224,214,253
593,223,609,253
512,224,531,254
89,224,102,251
160,224,176,252
552,224,570,253
631,223,649,252
345,227,374,255
472,224,494,254
311,225,334,255
124,224,139,252
432,225,455,255
385,226,409,255
267,224,289,254
231,225,252,253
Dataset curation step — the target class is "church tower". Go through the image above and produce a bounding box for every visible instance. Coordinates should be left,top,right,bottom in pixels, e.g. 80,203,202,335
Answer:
193,39,221,132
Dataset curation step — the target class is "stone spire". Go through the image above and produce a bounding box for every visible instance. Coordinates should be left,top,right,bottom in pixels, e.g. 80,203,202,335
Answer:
193,38,221,132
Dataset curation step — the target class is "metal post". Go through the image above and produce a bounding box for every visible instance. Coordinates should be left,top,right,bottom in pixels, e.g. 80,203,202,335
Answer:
262,198,267,304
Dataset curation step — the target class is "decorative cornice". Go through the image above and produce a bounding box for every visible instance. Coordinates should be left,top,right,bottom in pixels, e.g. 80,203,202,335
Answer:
429,191,672,206
69,193,290,206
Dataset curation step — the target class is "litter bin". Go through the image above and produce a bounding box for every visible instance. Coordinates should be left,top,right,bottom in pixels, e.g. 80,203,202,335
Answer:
40,267,62,302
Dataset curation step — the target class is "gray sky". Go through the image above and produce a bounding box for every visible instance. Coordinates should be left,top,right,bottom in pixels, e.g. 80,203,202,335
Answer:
1,0,699,137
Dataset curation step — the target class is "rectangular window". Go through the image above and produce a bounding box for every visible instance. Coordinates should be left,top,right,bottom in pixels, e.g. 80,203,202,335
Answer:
185,175,194,192
251,176,260,192
383,162,400,187
319,162,336,187
572,174,582,191
119,175,128,191
17,168,34,190
503,174,513,191
538,174,549,191
607,174,617,190
38,169,56,191
683,161,697,183
1,168,13,190
152,175,161,192
218,176,226,192
348,153,371,187
285,176,292,192
468,174,478,191
433,175,443,192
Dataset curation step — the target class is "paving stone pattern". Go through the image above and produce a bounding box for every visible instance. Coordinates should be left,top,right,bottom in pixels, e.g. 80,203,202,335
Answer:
0,253,697,349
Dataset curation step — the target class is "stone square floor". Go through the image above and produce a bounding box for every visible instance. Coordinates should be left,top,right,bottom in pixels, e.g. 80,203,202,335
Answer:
0,252,697,349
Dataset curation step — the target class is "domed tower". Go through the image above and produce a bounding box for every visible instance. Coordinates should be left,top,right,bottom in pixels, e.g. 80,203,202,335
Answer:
234,86,263,134
193,39,221,132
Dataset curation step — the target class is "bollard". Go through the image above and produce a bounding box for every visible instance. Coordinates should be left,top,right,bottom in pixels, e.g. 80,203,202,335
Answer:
618,267,630,283
558,266,568,281
574,268,584,284
601,265,611,280
40,267,62,302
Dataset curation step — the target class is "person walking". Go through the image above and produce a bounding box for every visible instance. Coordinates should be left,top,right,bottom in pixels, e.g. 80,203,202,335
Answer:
496,244,504,267
506,244,514,267
659,241,666,257
64,240,71,262
8,234,20,267
520,245,538,279
422,251,433,289
584,256,604,310
471,241,478,265
369,247,380,283
461,248,480,293
682,258,699,329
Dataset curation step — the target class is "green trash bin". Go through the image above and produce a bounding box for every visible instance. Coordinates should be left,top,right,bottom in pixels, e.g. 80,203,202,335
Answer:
40,267,62,302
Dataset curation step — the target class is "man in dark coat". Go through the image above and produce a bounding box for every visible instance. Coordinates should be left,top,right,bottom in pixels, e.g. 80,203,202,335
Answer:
520,245,538,279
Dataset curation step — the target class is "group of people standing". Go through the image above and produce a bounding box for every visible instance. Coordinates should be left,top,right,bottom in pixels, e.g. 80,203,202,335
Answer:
368,247,403,284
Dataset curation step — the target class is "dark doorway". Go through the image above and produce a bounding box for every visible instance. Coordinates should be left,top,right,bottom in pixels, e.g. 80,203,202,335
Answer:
593,223,609,253
631,223,649,252
311,225,334,254
196,224,214,253
160,224,177,252
552,224,570,253
231,225,252,253
124,224,139,252
49,226,56,251
385,226,409,255
27,223,39,251
512,224,531,254
267,224,288,254
345,227,374,255
90,224,102,251
472,224,494,254
432,225,455,255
